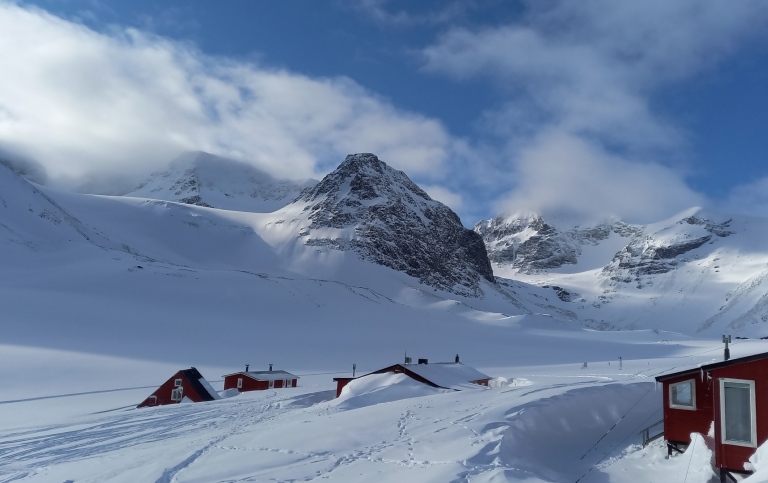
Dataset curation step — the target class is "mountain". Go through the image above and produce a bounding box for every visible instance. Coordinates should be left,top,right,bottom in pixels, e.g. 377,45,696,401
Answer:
474,214,641,273
125,151,317,212
283,153,495,297
479,209,768,334
0,162,110,259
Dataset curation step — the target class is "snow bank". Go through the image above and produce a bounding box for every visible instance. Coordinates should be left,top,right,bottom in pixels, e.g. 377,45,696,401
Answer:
331,373,449,410
744,439,768,481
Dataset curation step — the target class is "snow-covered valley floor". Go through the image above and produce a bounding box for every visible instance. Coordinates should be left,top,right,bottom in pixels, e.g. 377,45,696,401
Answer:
4,338,761,482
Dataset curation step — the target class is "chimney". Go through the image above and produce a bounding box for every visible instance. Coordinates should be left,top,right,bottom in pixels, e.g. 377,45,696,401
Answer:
418,358,428,365
269,363,273,371
723,335,731,361
245,364,249,372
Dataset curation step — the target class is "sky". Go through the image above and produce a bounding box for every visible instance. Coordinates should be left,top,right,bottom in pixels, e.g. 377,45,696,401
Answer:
0,0,767,225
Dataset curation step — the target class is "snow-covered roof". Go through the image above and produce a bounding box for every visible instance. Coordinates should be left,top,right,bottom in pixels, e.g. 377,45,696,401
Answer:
396,363,490,391
224,370,299,381
197,376,221,400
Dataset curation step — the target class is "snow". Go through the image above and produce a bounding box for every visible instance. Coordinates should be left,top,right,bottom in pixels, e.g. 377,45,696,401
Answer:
3,160,768,481
229,370,299,381
4,337,760,482
197,377,221,400
394,362,491,390
745,440,768,481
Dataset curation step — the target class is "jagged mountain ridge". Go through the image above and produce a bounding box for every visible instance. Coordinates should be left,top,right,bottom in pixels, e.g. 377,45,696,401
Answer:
474,214,641,273
8,145,768,336
288,153,494,297
479,209,768,334
126,151,317,213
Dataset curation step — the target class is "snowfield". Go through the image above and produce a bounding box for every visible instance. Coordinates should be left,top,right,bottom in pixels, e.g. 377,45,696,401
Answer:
2,338,765,482
4,158,768,481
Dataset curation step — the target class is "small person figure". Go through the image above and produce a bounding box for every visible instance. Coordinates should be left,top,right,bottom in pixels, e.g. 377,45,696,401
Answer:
581,362,588,369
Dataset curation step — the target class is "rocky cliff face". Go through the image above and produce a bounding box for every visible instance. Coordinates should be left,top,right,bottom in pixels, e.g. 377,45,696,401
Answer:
295,153,494,296
475,215,641,273
602,215,734,286
126,151,316,213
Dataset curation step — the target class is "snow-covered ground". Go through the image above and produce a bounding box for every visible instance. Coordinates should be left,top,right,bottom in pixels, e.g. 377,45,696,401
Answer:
3,337,764,482
4,161,767,481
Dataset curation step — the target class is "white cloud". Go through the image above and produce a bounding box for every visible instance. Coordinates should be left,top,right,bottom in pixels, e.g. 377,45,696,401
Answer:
347,0,471,26
421,184,464,212
422,0,768,222
0,3,453,191
497,130,705,224
722,177,768,219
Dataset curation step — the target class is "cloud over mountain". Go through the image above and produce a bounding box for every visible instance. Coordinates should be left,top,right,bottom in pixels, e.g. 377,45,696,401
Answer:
422,0,768,223
0,3,453,192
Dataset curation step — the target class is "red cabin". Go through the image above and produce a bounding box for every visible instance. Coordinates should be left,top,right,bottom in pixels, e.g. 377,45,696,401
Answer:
223,368,299,393
334,359,491,398
657,351,768,481
137,367,220,408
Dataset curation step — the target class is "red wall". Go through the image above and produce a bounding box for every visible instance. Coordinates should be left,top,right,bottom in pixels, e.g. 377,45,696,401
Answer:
334,378,355,397
224,374,298,392
138,371,204,408
661,371,714,444
711,360,768,472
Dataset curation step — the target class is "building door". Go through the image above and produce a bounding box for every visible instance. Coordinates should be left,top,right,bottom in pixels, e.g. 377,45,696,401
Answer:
720,378,757,447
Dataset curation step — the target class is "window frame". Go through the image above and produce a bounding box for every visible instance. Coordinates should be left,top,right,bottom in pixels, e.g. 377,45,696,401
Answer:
174,378,182,387
719,378,757,448
268,379,274,389
237,377,243,389
669,379,696,410
171,386,184,402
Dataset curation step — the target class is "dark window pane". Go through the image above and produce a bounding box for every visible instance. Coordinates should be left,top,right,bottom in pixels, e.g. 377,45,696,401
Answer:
724,382,752,443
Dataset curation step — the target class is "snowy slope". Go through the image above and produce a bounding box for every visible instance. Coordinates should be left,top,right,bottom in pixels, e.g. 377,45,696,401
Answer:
0,158,534,367
3,153,765,482
482,210,768,336
3,335,760,483
125,151,317,212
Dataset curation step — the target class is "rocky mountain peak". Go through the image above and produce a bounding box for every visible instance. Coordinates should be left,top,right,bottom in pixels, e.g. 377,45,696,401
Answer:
295,153,494,296
299,153,432,209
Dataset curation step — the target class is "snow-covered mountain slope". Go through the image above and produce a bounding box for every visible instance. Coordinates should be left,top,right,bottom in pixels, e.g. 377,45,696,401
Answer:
125,151,317,212
475,214,641,273
256,153,495,297
3,152,762,482
481,209,768,335
0,163,119,265
0,156,536,367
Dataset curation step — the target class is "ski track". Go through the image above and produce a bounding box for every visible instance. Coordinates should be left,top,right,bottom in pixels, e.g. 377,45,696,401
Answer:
0,391,293,481
0,377,658,482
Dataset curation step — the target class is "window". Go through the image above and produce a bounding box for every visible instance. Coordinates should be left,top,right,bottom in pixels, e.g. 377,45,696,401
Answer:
268,380,274,389
171,386,183,402
237,377,243,389
174,378,182,387
720,378,756,447
669,379,696,410
286,379,292,388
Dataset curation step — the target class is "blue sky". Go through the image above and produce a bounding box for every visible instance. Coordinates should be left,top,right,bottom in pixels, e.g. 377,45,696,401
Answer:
1,0,767,225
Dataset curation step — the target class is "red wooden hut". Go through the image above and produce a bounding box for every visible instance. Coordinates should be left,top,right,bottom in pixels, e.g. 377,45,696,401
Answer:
334,359,490,398
223,366,299,393
656,351,768,481
137,367,220,408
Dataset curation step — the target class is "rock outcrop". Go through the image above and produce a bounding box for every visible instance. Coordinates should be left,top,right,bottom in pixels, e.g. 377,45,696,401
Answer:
296,153,494,296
